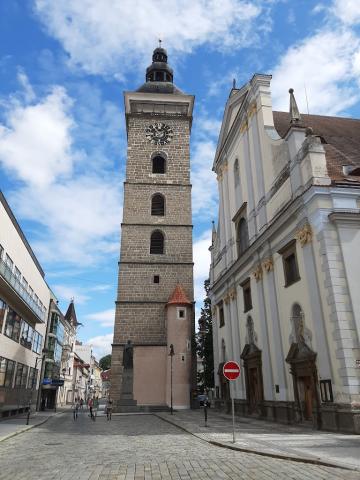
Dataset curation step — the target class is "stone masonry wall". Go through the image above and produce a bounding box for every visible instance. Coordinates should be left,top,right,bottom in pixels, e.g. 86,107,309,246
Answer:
117,263,193,303
126,116,191,184
123,183,192,225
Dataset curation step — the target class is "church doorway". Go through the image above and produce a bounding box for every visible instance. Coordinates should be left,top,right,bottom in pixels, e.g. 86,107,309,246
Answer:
241,317,264,415
286,304,321,427
298,375,314,421
241,345,264,414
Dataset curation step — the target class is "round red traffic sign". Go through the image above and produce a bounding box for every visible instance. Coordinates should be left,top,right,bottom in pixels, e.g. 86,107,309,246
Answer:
223,361,240,380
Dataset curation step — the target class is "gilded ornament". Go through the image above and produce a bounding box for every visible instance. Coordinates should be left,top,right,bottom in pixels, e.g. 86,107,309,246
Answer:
229,289,237,301
223,294,230,304
296,223,313,247
262,257,274,273
253,264,263,282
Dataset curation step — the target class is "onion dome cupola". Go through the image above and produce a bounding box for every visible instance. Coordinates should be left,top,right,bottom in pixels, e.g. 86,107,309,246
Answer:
137,42,183,94
146,47,173,83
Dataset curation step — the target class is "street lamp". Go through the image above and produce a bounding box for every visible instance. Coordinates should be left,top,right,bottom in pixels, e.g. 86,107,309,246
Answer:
169,344,175,415
27,347,48,425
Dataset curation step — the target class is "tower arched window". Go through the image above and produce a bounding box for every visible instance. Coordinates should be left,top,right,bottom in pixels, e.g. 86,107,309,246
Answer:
152,155,166,174
150,230,164,254
151,194,165,216
237,217,249,257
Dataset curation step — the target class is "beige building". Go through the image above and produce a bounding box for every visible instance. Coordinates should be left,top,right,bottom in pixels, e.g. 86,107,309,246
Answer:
110,47,195,411
0,190,50,416
56,300,79,406
209,75,360,433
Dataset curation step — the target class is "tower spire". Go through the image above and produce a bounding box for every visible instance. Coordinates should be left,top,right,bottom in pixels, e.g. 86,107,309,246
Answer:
289,88,301,123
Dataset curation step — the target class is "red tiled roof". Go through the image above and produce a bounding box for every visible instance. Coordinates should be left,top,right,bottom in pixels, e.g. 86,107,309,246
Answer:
167,285,192,306
273,111,360,185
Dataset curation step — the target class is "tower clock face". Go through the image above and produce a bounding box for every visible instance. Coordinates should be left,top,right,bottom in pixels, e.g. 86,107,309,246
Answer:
145,122,173,145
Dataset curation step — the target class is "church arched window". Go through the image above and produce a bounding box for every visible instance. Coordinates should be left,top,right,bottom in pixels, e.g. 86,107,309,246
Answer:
152,155,166,174
237,217,249,257
151,194,165,216
150,230,164,254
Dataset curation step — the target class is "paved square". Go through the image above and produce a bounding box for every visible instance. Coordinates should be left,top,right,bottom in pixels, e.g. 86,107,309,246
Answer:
0,412,359,480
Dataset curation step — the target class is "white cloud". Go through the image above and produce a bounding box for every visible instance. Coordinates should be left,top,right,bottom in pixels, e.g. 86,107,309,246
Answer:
331,0,360,25
53,284,90,305
271,29,360,115
272,0,360,116
84,308,115,328
33,0,266,76
17,69,36,103
0,75,122,265
193,229,212,320
85,333,113,360
0,84,77,187
12,176,122,264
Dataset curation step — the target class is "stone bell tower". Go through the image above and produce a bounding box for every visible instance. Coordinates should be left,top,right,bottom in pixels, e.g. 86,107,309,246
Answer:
110,46,195,410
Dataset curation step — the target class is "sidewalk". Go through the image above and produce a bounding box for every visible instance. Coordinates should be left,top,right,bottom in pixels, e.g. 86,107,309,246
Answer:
156,409,360,472
0,409,63,443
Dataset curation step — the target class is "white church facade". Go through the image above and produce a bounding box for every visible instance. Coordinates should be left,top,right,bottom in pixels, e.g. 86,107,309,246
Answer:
209,74,360,433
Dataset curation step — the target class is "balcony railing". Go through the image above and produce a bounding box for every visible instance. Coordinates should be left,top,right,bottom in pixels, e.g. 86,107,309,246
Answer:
0,258,46,322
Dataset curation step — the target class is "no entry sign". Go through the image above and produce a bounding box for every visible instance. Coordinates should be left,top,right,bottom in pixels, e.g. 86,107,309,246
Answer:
223,361,240,381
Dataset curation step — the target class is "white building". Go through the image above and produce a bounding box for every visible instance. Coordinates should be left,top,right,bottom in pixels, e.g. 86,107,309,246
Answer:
209,75,360,433
74,342,102,401
57,300,79,406
0,190,50,416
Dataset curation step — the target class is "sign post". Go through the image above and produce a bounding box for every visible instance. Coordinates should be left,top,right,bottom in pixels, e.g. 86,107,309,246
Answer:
223,361,241,444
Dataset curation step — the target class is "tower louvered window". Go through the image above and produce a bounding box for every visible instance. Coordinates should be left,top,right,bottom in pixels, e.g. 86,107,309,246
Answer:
151,194,165,216
152,155,166,174
150,231,164,254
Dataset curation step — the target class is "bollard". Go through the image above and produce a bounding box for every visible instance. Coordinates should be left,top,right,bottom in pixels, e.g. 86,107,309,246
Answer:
204,403,208,427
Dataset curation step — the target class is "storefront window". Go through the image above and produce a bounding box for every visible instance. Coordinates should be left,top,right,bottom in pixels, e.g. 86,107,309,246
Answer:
14,363,28,388
0,357,15,387
27,367,38,389
4,307,21,342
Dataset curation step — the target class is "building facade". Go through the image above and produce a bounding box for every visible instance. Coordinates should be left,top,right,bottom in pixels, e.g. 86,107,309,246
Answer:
209,75,360,433
110,47,195,410
56,300,78,406
0,191,49,417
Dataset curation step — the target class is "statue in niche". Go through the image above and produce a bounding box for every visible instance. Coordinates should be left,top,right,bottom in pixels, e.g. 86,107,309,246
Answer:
123,340,133,369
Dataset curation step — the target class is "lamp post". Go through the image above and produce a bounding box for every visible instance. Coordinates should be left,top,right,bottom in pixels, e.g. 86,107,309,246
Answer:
169,344,174,415
27,348,48,425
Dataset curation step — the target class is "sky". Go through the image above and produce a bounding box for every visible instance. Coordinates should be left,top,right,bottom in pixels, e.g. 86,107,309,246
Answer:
0,0,359,359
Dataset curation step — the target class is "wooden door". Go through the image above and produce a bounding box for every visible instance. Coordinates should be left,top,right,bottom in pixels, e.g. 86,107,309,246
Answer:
299,376,313,420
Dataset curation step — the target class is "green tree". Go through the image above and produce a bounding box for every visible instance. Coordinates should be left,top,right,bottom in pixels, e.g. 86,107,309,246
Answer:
99,354,111,370
196,279,214,391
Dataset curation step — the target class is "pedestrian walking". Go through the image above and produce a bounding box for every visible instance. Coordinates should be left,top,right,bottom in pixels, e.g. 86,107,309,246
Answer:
88,397,94,420
73,400,79,421
93,396,99,421
80,398,84,410
106,396,113,421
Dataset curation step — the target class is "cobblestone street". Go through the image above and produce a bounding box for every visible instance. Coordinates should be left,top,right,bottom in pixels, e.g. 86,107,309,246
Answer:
0,411,359,480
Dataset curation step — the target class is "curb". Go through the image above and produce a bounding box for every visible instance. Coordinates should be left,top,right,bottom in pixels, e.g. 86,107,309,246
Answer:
155,414,359,473
0,411,62,444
